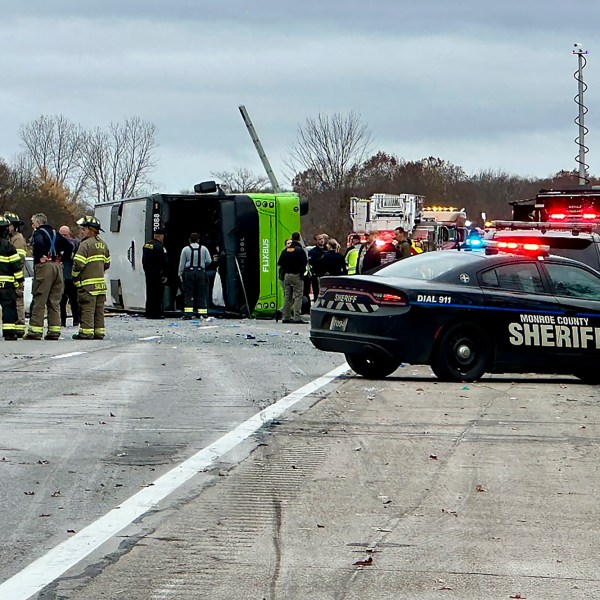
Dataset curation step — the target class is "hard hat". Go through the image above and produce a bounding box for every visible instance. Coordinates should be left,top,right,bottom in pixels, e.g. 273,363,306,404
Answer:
3,212,24,226
0,215,10,228
76,215,103,231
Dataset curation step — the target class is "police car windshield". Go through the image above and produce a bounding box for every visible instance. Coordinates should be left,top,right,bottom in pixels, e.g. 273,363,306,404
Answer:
374,252,484,280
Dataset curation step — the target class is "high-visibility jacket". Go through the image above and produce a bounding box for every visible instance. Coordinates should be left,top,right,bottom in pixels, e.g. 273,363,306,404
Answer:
0,238,24,287
72,234,111,295
345,247,360,275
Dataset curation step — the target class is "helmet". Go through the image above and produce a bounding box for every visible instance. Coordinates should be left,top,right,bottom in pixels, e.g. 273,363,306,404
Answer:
0,216,9,229
3,212,24,227
76,215,103,231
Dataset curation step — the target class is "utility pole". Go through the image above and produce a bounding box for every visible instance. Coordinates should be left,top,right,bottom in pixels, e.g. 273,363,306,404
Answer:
238,105,281,193
573,43,590,186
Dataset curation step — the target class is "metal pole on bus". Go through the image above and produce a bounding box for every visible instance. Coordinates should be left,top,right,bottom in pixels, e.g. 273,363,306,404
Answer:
573,43,589,186
238,105,281,193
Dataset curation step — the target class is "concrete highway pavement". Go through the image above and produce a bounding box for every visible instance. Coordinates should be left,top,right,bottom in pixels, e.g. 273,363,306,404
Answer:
31,364,600,599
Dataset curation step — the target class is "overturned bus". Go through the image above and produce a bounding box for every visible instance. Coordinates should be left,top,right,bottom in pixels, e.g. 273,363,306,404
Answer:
94,181,308,318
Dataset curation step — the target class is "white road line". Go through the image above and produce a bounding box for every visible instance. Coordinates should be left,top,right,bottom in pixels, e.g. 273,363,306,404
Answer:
0,362,350,600
138,336,162,341
50,352,87,360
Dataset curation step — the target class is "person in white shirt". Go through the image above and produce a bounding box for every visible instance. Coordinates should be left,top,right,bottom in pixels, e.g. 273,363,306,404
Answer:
178,232,212,319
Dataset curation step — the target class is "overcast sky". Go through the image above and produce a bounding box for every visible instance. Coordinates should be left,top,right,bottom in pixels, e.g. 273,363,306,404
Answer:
2,0,600,194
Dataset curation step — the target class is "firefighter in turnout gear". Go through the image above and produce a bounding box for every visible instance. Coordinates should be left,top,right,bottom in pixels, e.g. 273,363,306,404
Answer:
72,216,111,340
4,212,28,337
25,213,73,340
0,216,24,340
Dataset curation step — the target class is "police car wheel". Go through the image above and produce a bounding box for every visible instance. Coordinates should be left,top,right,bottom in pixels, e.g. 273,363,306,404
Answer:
430,322,490,383
574,371,600,385
345,353,401,379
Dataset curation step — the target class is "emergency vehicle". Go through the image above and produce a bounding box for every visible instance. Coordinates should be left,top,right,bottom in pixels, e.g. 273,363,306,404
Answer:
94,181,308,318
350,193,424,239
310,241,600,383
510,187,600,226
413,206,468,251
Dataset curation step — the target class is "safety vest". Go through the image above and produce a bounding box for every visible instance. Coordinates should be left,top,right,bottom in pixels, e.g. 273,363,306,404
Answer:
346,247,359,275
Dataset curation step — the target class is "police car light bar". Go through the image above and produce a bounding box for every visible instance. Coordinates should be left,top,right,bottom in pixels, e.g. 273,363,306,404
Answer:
491,220,595,234
485,240,550,257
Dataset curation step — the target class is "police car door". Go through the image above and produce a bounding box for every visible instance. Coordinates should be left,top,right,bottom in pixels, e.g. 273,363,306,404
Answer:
542,261,600,365
480,261,561,368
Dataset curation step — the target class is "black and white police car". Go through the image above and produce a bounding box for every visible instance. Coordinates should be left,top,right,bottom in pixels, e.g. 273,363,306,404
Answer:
309,243,600,383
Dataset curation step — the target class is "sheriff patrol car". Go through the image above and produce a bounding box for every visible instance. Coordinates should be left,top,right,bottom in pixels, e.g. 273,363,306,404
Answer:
309,243,600,383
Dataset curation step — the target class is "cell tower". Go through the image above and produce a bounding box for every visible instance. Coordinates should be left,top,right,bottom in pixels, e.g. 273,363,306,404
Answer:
573,43,589,186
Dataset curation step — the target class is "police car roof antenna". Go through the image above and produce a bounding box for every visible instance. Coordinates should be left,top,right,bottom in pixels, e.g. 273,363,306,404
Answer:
573,43,590,187
238,105,282,194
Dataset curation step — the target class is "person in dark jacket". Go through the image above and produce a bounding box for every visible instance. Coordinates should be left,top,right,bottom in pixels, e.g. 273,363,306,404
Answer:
356,231,381,274
320,239,348,276
277,232,308,324
142,228,168,319
58,225,80,327
307,233,328,301
394,227,413,260
24,213,73,340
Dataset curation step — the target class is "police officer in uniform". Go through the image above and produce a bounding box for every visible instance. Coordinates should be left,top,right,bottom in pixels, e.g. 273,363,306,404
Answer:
25,213,73,340
142,228,168,319
4,212,28,337
72,216,111,340
0,215,23,341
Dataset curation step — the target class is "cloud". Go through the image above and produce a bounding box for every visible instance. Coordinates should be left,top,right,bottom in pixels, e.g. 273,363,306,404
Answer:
1,1,599,194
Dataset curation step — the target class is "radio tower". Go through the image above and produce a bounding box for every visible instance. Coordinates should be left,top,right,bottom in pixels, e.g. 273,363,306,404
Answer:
573,43,590,186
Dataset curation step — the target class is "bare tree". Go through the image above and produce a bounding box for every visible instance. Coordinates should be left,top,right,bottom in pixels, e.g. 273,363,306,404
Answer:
81,117,157,203
18,114,87,200
211,167,271,193
286,112,373,192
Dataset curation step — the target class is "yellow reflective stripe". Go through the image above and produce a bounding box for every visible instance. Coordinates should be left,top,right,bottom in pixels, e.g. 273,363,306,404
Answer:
85,255,109,263
47,326,61,333
3,323,17,330
80,328,94,335
16,249,26,257
197,309,208,314
0,254,21,263
29,325,44,334
73,253,89,264
0,276,16,282
13,270,23,280
14,324,25,332
184,307,193,313
94,328,106,335
79,278,106,286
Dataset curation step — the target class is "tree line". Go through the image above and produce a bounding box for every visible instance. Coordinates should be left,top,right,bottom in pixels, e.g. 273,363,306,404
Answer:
1,111,596,243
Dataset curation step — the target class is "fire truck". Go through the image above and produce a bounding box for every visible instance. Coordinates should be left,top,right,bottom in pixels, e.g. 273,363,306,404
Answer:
350,193,424,238
413,206,468,251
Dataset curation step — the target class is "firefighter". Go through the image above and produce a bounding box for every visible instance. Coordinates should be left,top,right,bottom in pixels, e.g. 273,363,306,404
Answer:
4,212,28,337
25,213,73,340
71,216,111,340
142,228,168,319
0,215,23,340
178,232,211,319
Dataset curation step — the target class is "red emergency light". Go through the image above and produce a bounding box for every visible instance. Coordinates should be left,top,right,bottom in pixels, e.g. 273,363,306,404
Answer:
582,213,598,220
485,240,549,257
548,213,567,220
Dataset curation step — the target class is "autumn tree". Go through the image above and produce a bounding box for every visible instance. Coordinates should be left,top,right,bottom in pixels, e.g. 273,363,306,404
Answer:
81,117,157,204
288,112,373,241
18,115,86,201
